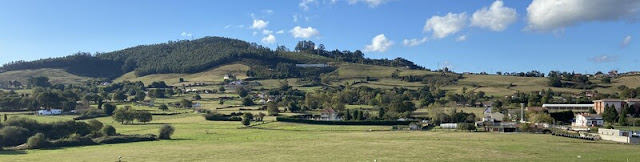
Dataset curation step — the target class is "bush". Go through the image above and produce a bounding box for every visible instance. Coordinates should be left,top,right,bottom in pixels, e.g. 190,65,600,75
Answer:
87,120,104,132
49,136,97,148
74,109,107,120
93,134,157,144
136,111,153,124
0,126,30,146
159,104,169,111
203,112,242,121
158,124,175,139
101,125,117,136
275,117,412,125
242,97,254,106
4,117,41,133
26,133,49,149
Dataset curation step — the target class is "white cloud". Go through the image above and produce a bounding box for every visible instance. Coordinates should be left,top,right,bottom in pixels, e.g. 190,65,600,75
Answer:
364,34,393,52
403,37,428,47
347,0,389,7
424,12,468,39
262,34,277,44
299,0,317,10
262,30,273,35
224,25,245,29
471,1,517,32
252,31,258,36
590,55,618,63
276,30,285,34
251,19,269,30
456,35,467,42
622,35,632,48
526,0,640,31
290,26,320,38
181,32,192,37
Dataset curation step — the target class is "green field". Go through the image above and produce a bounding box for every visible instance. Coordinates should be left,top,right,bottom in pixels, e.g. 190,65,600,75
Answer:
0,68,93,85
2,113,640,161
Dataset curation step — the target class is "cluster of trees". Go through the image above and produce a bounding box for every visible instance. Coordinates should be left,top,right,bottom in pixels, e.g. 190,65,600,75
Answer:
0,117,112,147
394,71,461,86
1,52,123,78
547,71,595,89
429,108,477,124
618,85,640,99
344,109,370,120
113,106,153,124
495,70,545,77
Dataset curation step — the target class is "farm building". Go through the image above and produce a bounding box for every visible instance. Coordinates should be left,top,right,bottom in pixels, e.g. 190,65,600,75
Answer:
598,129,640,144
542,104,593,112
593,99,640,114
572,114,603,127
37,109,62,115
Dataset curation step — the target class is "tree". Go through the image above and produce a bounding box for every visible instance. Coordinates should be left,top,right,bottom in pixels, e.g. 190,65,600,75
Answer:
158,124,175,139
4,114,7,121
345,110,352,120
180,99,193,108
27,76,51,88
101,125,117,136
266,101,279,116
136,111,153,124
494,100,503,108
159,104,169,111
165,89,175,97
103,103,116,116
528,113,554,124
242,113,253,127
179,78,185,82
618,104,629,126
238,88,248,97
111,91,127,102
194,94,202,100
242,97,254,106
601,77,611,84
218,87,226,93
603,104,619,123
378,108,385,119
357,110,364,120
288,101,300,112
258,112,266,121
135,90,146,101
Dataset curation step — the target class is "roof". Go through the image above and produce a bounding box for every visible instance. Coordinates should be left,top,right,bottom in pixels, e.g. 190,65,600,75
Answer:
542,104,594,108
626,99,640,102
526,107,548,112
577,114,602,120
593,99,624,102
322,108,336,114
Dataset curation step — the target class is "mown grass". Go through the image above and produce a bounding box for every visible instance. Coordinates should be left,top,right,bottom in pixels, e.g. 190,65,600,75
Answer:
3,113,640,161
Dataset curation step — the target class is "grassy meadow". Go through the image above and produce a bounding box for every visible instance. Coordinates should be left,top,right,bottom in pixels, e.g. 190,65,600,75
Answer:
2,113,640,161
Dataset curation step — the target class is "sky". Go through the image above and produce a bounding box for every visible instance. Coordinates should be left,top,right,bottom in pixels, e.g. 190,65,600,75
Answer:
0,0,639,73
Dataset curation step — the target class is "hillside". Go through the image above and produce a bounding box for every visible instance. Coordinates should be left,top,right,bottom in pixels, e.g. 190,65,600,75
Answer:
114,64,250,86
0,68,93,85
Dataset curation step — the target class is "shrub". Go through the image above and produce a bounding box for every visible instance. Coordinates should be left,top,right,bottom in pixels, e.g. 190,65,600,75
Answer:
87,120,104,132
101,125,117,136
158,124,175,139
0,126,30,146
26,133,49,149
49,136,97,148
203,112,242,121
159,104,169,111
4,117,41,133
93,134,157,144
242,97,254,106
74,109,107,120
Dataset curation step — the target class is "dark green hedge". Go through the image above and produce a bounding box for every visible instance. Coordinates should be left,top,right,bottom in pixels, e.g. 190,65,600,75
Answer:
49,137,98,147
276,117,412,125
93,134,158,144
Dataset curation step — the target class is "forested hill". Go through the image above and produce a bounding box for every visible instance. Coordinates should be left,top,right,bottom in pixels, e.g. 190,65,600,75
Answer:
0,36,424,79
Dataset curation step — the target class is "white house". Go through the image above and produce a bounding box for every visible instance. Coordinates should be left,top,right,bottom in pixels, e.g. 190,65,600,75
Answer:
37,109,62,115
320,108,339,121
572,114,603,127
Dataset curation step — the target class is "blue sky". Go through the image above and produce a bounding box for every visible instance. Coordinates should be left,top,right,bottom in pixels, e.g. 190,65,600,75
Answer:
0,0,638,73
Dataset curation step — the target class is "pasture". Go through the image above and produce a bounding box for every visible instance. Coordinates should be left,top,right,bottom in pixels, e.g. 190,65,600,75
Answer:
2,113,640,161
